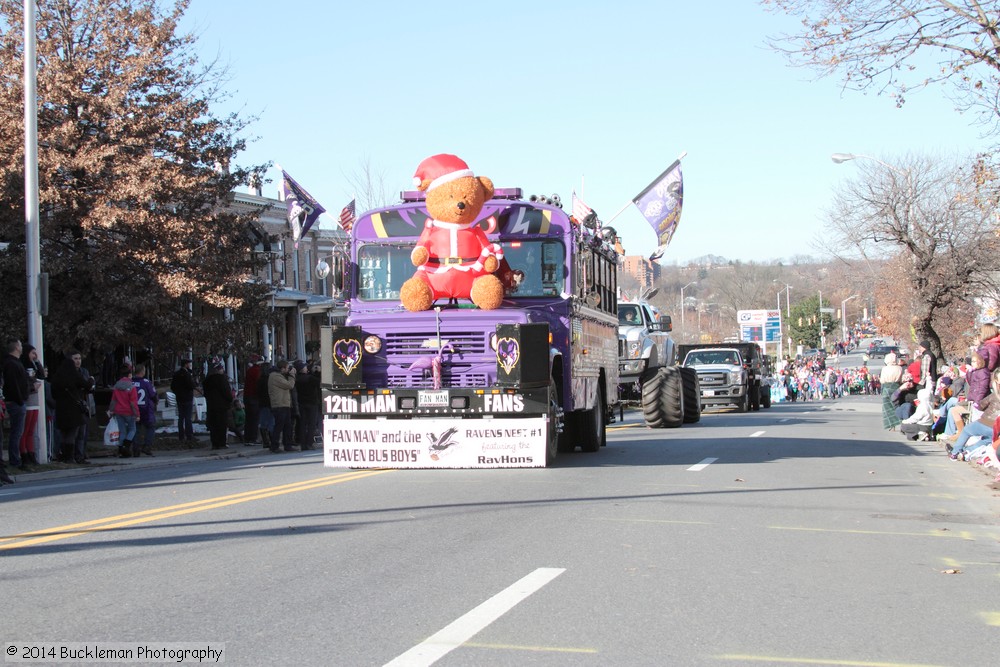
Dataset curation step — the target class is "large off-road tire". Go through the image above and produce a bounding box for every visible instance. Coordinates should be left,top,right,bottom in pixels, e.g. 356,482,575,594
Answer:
679,366,701,424
642,366,684,428
579,385,606,453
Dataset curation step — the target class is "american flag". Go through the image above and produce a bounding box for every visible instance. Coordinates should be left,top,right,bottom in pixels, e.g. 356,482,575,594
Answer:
571,191,592,224
339,199,356,231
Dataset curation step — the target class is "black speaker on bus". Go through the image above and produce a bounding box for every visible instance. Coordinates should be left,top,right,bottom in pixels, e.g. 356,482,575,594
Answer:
327,325,366,388
495,323,549,388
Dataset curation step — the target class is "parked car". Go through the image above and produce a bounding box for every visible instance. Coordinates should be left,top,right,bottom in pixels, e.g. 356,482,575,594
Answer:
870,345,899,359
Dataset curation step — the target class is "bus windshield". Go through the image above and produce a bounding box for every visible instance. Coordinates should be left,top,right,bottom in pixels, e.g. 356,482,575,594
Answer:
356,239,565,301
356,244,412,301
500,240,564,297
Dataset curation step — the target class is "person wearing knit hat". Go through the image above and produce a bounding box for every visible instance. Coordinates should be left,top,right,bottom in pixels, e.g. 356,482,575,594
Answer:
915,339,937,389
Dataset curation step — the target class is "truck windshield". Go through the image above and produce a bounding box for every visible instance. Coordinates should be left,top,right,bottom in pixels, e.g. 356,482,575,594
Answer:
685,350,740,365
618,305,641,325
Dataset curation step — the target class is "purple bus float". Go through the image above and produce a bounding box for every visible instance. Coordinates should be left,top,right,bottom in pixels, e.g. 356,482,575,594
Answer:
319,188,620,468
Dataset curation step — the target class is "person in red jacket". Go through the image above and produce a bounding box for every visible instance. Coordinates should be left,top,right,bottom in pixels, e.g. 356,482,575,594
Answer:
109,365,140,458
243,354,263,444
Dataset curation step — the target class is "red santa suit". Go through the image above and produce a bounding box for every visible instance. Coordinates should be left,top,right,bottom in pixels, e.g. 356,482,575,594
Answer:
413,218,503,300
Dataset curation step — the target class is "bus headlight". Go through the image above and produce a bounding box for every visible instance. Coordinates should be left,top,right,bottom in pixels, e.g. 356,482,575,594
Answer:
363,335,382,354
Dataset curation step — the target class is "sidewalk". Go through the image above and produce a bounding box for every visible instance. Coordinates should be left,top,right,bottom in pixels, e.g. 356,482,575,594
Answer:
3,435,285,484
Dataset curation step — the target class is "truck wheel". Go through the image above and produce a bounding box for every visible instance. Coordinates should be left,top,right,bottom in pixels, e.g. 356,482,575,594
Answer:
545,383,560,465
642,367,684,428
762,386,772,409
750,382,761,411
737,392,749,413
579,386,606,452
679,367,701,424
557,402,575,454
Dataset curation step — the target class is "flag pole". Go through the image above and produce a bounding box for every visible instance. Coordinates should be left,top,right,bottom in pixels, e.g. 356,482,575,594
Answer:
605,150,687,225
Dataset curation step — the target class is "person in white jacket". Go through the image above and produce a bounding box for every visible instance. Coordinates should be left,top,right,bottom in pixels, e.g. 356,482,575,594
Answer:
900,386,935,441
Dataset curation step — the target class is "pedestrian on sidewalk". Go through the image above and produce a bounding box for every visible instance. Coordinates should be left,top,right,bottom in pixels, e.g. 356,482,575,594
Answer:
243,354,263,444
295,361,321,450
267,360,296,453
132,364,158,456
109,365,140,458
53,349,96,464
203,362,233,450
18,343,45,468
2,339,29,471
257,360,274,450
170,358,195,442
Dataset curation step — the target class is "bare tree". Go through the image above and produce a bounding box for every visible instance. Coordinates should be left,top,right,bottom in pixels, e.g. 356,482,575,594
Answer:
764,0,1000,133
343,156,395,212
824,153,1000,357
705,261,783,313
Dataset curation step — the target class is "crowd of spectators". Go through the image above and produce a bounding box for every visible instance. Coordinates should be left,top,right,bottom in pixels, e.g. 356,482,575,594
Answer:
876,324,1000,482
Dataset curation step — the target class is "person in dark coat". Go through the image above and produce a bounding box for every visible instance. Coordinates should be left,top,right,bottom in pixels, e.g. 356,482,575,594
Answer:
170,358,196,442
52,350,96,464
202,362,233,450
295,361,322,450
2,338,29,476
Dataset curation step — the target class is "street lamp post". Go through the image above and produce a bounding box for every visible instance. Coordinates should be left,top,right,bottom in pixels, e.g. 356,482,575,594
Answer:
841,294,859,344
24,0,48,463
818,290,825,350
775,289,783,360
774,281,792,359
679,281,697,334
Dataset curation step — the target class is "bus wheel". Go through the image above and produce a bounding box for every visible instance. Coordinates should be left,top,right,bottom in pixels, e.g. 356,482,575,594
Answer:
579,386,606,453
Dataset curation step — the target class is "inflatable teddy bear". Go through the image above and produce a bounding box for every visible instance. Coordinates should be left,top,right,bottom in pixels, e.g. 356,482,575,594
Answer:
399,154,505,312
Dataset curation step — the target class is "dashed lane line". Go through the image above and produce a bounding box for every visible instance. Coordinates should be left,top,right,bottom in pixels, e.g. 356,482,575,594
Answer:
749,431,765,438
384,567,567,667
687,458,718,471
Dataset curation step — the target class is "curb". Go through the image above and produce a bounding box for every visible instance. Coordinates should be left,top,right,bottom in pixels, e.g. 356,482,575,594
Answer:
8,446,276,483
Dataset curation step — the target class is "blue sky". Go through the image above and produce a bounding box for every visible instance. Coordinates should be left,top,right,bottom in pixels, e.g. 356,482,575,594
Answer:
182,1,987,263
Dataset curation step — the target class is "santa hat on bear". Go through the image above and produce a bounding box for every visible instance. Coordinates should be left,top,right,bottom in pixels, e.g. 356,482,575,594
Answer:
413,154,474,192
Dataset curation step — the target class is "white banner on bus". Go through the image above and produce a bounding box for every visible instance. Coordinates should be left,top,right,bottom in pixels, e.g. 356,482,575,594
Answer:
323,417,549,469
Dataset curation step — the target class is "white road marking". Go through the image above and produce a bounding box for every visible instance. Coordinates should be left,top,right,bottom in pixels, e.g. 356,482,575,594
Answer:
749,431,765,438
778,418,790,423
385,567,566,667
687,458,718,471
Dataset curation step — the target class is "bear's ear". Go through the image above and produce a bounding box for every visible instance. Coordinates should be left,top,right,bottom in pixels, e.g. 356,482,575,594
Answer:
478,176,494,200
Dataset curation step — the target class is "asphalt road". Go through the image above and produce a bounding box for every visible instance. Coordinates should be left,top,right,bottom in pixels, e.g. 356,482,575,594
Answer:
4,392,999,667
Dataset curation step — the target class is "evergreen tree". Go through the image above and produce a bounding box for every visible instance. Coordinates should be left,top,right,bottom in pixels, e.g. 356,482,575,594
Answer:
788,295,838,350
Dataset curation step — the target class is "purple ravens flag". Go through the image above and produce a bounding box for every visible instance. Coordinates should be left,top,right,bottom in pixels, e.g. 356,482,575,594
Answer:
632,159,683,258
279,169,326,248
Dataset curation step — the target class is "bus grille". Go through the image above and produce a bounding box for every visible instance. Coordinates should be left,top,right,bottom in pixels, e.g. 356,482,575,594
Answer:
383,331,488,356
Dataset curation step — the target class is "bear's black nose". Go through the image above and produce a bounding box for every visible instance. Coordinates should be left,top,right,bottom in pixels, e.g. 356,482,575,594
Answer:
456,201,466,210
